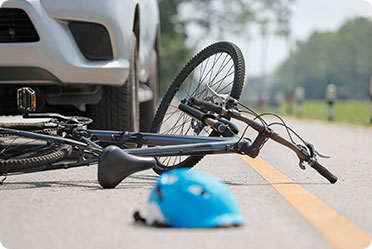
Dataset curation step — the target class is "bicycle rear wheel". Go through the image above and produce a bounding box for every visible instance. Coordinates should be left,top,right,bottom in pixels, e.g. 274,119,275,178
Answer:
0,121,72,174
151,41,245,175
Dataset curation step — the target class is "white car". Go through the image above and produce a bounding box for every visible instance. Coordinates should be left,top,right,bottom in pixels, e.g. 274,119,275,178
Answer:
0,0,160,131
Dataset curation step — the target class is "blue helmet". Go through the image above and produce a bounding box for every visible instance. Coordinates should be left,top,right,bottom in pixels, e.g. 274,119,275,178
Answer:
145,169,245,228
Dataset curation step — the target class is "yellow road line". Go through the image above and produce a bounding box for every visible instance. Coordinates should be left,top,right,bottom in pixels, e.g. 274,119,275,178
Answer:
239,155,372,249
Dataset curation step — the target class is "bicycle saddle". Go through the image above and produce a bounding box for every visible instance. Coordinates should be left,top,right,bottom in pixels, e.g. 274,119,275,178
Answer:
98,145,156,188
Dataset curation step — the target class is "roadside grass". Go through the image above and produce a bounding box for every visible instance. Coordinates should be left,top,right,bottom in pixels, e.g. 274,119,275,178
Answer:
282,100,371,126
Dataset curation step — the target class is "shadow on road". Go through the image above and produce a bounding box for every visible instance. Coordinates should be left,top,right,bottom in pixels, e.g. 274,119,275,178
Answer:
0,174,159,191
0,174,328,191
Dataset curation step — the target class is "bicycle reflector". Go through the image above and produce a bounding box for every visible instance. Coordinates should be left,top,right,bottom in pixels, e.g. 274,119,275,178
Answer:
17,87,36,112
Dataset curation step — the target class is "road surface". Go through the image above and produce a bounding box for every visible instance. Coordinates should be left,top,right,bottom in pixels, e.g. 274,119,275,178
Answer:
0,116,371,249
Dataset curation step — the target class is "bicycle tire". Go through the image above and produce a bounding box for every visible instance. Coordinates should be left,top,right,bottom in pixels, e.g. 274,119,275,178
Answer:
0,122,72,174
0,121,47,129
151,41,245,175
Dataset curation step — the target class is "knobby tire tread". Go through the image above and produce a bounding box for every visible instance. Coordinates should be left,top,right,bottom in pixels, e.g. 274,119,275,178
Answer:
0,144,72,174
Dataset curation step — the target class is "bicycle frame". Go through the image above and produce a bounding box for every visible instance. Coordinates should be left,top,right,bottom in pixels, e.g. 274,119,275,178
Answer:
0,106,308,172
0,126,249,175
88,130,245,156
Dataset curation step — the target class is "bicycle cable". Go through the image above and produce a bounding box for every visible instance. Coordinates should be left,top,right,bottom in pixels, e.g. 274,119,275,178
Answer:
250,112,297,144
237,101,308,146
237,102,268,126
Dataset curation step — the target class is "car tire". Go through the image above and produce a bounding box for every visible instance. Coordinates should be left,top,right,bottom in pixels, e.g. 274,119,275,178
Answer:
87,33,139,131
140,49,159,131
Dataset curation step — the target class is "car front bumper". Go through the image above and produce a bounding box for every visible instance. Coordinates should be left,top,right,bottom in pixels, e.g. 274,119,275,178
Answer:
0,0,134,86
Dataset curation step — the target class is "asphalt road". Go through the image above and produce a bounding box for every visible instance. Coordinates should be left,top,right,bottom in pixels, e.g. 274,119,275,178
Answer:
0,116,371,249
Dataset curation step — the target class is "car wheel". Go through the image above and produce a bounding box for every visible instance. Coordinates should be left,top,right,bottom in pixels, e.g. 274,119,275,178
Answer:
140,49,159,131
87,33,139,131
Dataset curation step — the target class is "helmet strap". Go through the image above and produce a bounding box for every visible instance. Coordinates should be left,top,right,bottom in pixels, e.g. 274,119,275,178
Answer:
133,210,170,228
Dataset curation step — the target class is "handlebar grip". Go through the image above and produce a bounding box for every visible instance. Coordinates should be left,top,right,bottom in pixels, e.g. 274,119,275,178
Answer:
179,103,205,121
190,98,224,115
309,160,338,184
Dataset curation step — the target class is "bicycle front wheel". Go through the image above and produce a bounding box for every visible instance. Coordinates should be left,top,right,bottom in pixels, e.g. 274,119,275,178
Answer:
151,41,245,175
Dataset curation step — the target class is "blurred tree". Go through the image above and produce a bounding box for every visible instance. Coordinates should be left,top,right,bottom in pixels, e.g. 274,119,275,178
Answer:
180,0,293,39
158,0,194,96
274,17,372,100
158,0,294,95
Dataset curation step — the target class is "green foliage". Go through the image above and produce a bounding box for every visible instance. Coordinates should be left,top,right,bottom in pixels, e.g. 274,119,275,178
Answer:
286,101,371,126
159,33,194,95
274,17,372,100
158,0,194,96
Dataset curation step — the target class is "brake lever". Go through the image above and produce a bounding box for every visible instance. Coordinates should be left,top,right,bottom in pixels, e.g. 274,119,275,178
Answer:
296,142,330,170
314,150,331,159
306,142,330,159
205,83,238,104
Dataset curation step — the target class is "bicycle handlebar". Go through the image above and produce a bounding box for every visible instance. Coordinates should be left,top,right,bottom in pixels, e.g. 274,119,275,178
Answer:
178,102,216,126
190,98,226,115
188,97,338,184
308,160,338,183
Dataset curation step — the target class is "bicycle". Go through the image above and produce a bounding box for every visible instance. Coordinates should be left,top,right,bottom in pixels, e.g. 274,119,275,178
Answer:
0,42,337,188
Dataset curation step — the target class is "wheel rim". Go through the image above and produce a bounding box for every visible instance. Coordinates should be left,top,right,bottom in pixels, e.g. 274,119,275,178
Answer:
156,50,238,168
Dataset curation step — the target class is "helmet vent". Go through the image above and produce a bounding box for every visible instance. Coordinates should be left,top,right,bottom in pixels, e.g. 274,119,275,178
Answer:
188,185,210,198
161,174,179,185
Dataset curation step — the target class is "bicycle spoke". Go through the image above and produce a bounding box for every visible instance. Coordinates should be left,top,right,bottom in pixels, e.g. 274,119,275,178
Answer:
192,55,232,99
189,53,226,98
2,137,34,157
153,44,243,171
161,109,182,126
211,64,234,92
160,112,188,134
214,80,234,95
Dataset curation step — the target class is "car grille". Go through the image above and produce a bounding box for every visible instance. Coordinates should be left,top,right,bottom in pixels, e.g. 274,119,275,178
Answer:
0,8,40,43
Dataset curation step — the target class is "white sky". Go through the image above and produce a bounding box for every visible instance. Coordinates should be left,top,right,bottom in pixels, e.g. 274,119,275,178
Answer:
187,0,372,77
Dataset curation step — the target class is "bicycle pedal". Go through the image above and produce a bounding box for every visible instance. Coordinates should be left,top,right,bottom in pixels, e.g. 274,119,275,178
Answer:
17,87,36,113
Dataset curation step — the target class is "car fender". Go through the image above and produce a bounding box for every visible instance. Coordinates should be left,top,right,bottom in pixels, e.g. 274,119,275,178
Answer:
137,0,159,83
